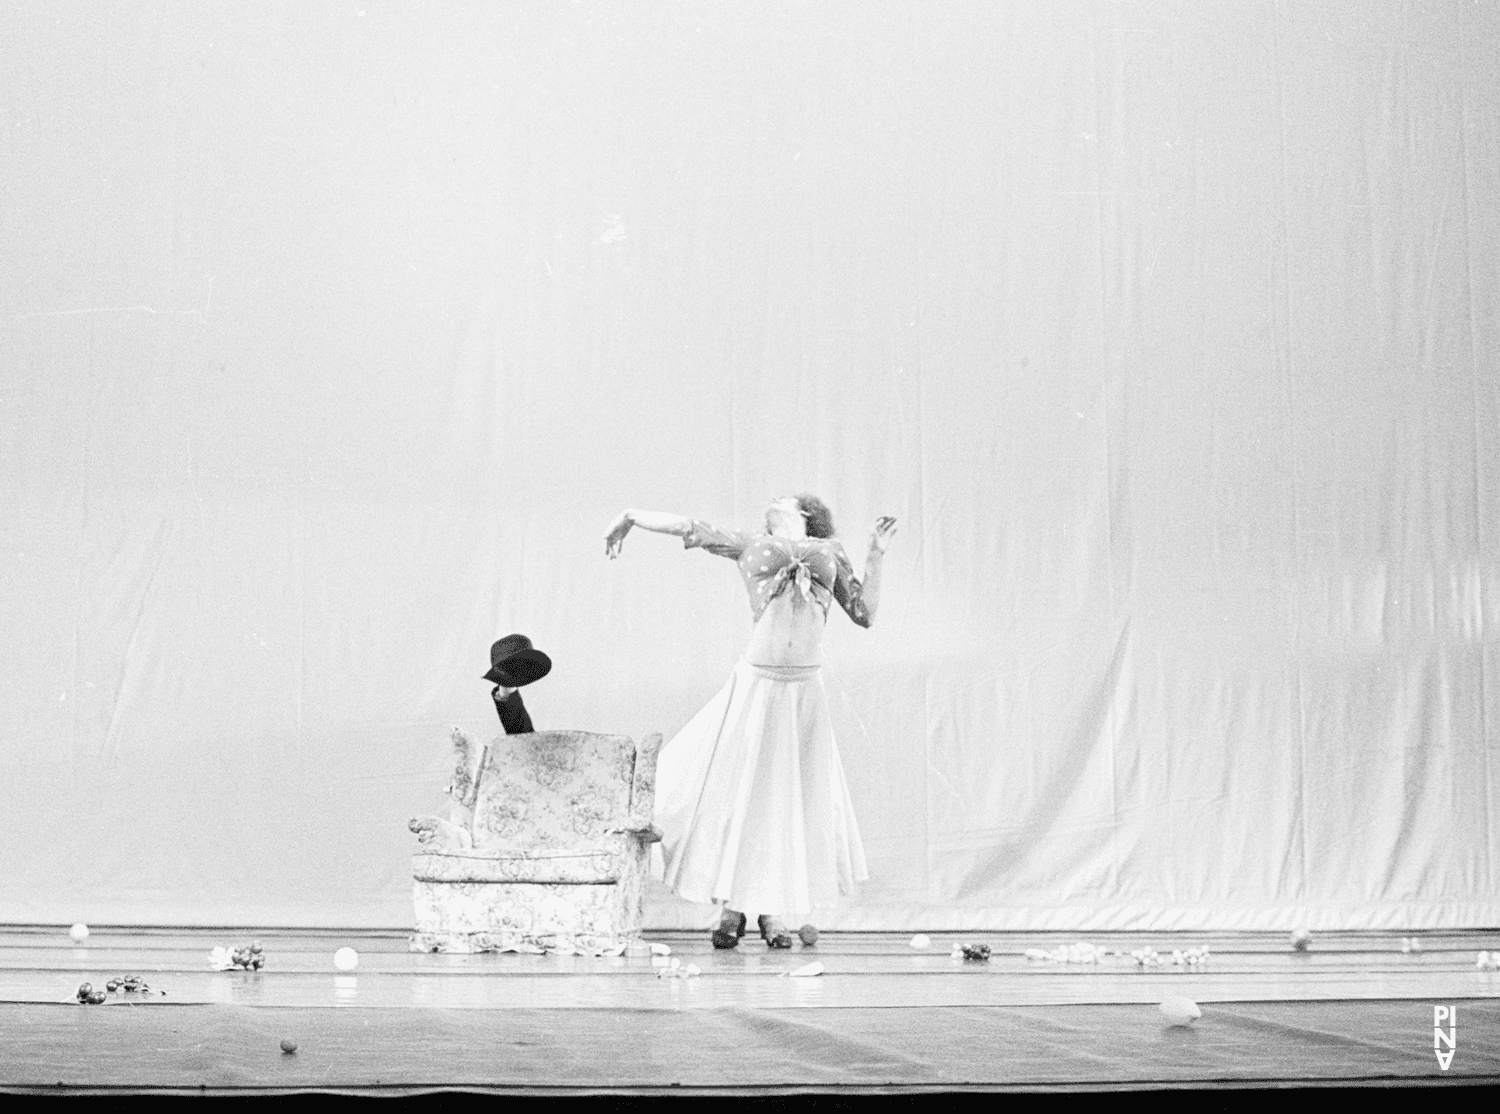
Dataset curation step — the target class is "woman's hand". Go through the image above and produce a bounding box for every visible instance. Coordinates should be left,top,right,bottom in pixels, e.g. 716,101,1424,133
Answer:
604,509,634,559
870,515,898,554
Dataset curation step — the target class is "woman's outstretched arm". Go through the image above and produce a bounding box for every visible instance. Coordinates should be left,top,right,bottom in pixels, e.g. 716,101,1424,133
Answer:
604,509,692,558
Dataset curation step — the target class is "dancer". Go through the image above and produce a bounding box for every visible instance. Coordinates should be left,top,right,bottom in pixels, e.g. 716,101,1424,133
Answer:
604,495,896,948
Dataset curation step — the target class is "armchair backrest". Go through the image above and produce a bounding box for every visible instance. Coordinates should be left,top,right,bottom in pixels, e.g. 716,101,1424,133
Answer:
470,730,638,851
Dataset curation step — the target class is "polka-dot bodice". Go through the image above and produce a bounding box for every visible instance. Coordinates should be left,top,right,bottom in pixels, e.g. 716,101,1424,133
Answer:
683,519,870,626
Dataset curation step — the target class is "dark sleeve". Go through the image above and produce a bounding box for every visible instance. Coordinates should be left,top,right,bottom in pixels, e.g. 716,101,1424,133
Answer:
831,542,872,628
493,688,534,734
681,519,752,559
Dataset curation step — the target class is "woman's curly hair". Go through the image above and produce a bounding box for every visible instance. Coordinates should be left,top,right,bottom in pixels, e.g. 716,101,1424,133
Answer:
796,494,835,539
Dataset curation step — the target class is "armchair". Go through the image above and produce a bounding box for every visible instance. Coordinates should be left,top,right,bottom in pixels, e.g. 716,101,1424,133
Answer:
408,727,663,954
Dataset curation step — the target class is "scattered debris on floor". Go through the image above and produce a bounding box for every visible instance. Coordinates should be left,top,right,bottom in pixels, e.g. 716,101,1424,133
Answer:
1477,950,1499,971
75,982,105,1005
787,961,825,977
1025,941,1107,964
1400,937,1423,954
208,942,265,971
106,974,153,993
656,957,701,979
1290,928,1312,951
76,975,157,1004
960,943,992,962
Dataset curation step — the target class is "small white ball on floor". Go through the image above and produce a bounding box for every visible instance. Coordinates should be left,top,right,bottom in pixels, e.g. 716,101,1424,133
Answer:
69,923,89,943
1159,997,1201,1027
909,934,930,949
333,946,359,971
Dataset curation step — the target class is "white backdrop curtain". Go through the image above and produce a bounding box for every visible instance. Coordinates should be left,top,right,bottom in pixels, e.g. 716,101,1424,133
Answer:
2,1,1498,930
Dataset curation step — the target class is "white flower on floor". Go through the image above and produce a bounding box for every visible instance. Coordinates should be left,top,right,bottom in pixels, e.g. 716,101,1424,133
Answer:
208,946,234,971
656,957,702,979
1477,951,1499,971
1130,945,1207,969
1026,941,1106,964
1159,997,1201,1026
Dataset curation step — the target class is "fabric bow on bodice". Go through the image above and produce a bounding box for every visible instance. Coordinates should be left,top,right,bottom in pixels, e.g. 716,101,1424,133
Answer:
764,552,832,613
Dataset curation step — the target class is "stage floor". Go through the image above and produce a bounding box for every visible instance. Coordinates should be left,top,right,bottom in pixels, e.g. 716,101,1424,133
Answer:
2,928,1498,1093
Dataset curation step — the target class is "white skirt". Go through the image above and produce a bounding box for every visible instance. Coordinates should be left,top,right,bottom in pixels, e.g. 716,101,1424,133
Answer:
653,659,869,917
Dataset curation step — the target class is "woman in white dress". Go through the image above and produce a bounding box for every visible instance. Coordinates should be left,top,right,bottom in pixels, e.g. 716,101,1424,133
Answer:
604,495,896,948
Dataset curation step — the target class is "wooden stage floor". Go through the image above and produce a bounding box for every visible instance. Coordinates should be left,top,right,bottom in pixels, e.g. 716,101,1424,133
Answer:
2,927,1499,1094
5,928,1500,1009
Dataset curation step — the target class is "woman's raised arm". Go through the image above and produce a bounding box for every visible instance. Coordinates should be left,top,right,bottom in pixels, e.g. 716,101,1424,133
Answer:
604,509,692,559
859,516,897,620
833,515,897,626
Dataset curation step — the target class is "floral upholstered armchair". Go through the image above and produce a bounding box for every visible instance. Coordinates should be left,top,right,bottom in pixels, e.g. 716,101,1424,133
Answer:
407,727,663,954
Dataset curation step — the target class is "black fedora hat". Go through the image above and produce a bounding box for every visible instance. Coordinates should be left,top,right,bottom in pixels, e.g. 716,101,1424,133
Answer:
483,633,552,687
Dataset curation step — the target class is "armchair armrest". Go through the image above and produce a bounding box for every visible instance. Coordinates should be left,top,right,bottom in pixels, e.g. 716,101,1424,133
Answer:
409,816,474,851
446,726,483,824
626,732,664,833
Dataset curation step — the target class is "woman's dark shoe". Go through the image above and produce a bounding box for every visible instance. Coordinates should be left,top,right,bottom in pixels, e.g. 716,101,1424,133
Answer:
711,909,747,949
758,915,794,949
